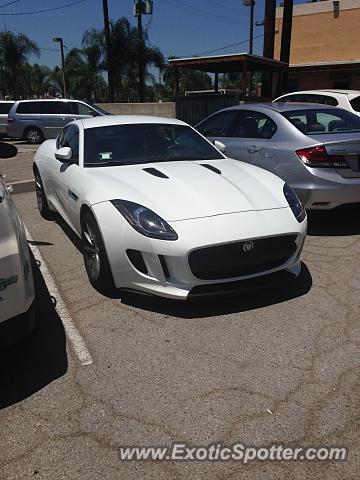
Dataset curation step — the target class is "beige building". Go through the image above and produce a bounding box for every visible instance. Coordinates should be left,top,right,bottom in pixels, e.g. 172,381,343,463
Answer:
274,0,360,90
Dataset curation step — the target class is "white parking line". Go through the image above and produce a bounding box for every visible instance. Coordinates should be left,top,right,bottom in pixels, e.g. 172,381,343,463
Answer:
25,226,94,366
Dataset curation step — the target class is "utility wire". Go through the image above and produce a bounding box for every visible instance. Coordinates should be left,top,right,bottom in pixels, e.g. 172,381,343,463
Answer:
178,33,264,58
160,0,239,25
197,0,241,14
175,0,240,22
0,0,21,9
0,0,88,15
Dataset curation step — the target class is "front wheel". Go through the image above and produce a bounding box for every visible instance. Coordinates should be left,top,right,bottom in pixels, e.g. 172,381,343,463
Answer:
81,211,114,292
34,170,54,220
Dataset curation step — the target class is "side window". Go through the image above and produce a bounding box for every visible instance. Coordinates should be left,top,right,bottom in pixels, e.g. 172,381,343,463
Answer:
231,111,277,139
322,95,338,106
75,102,96,116
301,94,323,104
57,127,66,149
350,97,360,112
16,101,49,114
277,94,323,104
57,125,79,163
197,111,238,137
0,102,14,114
60,102,74,114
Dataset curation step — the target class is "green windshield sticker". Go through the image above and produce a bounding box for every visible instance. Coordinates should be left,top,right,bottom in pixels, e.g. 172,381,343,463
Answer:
0,275,18,292
99,152,112,160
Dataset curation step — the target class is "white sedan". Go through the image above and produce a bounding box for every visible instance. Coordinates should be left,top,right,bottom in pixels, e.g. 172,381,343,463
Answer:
0,143,35,348
33,116,307,300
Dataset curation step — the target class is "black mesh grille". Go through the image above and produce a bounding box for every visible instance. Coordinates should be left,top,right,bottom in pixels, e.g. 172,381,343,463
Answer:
188,235,297,280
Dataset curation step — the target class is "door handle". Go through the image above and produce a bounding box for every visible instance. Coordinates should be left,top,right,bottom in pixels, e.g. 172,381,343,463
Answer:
247,145,260,153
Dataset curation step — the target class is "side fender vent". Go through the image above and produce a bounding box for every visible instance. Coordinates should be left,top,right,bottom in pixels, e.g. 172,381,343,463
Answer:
200,164,222,175
143,167,169,179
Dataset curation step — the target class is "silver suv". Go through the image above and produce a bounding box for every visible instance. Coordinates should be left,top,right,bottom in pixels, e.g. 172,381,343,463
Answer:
0,101,15,137
7,99,109,144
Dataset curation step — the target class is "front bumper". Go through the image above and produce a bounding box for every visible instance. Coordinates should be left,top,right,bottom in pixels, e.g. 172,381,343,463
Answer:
93,203,307,300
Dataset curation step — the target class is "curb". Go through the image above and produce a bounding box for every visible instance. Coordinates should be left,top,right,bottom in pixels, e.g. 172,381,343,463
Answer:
12,179,35,195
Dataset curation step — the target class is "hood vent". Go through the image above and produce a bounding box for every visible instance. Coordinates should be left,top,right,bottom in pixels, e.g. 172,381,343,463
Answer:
143,167,169,179
200,163,222,175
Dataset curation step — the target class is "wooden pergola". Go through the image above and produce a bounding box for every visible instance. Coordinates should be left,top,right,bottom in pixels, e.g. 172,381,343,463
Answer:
169,52,288,97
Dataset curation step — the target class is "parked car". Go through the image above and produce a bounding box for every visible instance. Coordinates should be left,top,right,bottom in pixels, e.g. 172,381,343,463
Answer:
273,89,360,116
0,142,35,348
33,115,306,300
0,100,14,137
196,103,360,210
7,99,110,144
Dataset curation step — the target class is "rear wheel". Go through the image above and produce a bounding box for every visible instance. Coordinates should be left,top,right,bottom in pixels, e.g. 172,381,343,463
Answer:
34,169,54,220
81,211,114,291
25,127,43,144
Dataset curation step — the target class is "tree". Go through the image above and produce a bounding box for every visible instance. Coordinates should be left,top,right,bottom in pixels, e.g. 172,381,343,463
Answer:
82,17,165,102
163,57,213,97
0,31,39,98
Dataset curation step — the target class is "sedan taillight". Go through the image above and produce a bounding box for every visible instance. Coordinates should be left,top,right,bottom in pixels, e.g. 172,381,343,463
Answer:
296,145,348,168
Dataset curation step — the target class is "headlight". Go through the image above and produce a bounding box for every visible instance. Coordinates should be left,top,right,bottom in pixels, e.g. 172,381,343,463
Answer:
283,184,306,223
111,200,178,241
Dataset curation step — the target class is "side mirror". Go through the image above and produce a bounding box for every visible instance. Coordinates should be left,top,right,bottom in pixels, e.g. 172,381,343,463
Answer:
213,140,226,154
0,142,17,159
55,146,72,162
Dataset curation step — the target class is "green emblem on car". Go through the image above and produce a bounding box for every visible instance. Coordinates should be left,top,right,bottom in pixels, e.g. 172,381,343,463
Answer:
0,275,18,292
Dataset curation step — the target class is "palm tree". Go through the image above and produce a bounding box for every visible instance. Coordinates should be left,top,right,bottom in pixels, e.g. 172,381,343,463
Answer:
0,31,39,98
31,64,52,97
82,17,165,102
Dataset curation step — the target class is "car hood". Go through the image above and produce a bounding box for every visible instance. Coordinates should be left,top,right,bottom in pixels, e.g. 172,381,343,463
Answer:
85,158,288,221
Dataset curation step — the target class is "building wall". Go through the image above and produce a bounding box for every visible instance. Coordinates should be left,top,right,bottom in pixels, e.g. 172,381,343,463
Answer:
289,70,360,91
274,0,360,64
96,102,176,118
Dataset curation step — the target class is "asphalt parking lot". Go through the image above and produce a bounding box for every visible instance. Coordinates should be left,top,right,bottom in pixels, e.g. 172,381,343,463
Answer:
1,145,360,479
0,139,36,184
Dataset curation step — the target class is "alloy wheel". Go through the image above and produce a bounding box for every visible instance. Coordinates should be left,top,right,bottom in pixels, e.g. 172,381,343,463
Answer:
83,223,101,282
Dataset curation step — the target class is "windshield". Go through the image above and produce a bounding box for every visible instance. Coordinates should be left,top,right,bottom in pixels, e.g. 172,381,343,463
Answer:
282,108,360,135
84,123,223,167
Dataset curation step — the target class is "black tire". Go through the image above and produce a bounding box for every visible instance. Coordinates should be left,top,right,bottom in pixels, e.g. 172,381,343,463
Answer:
24,127,43,144
34,169,54,220
81,211,114,291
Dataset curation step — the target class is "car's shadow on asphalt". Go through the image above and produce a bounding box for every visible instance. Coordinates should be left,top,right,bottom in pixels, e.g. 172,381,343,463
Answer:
112,263,312,319
307,205,360,236
0,255,68,411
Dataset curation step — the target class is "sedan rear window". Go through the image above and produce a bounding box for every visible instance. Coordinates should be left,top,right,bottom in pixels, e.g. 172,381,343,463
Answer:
84,123,223,167
282,108,360,135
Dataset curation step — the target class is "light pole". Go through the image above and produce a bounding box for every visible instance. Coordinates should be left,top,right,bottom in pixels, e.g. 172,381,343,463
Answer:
243,0,255,55
53,37,67,98
102,0,115,102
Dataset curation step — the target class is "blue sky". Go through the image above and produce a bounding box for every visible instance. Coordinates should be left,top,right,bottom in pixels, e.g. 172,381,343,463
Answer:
1,0,303,69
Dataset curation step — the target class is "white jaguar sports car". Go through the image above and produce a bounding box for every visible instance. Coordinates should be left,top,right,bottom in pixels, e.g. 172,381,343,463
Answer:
33,116,307,300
